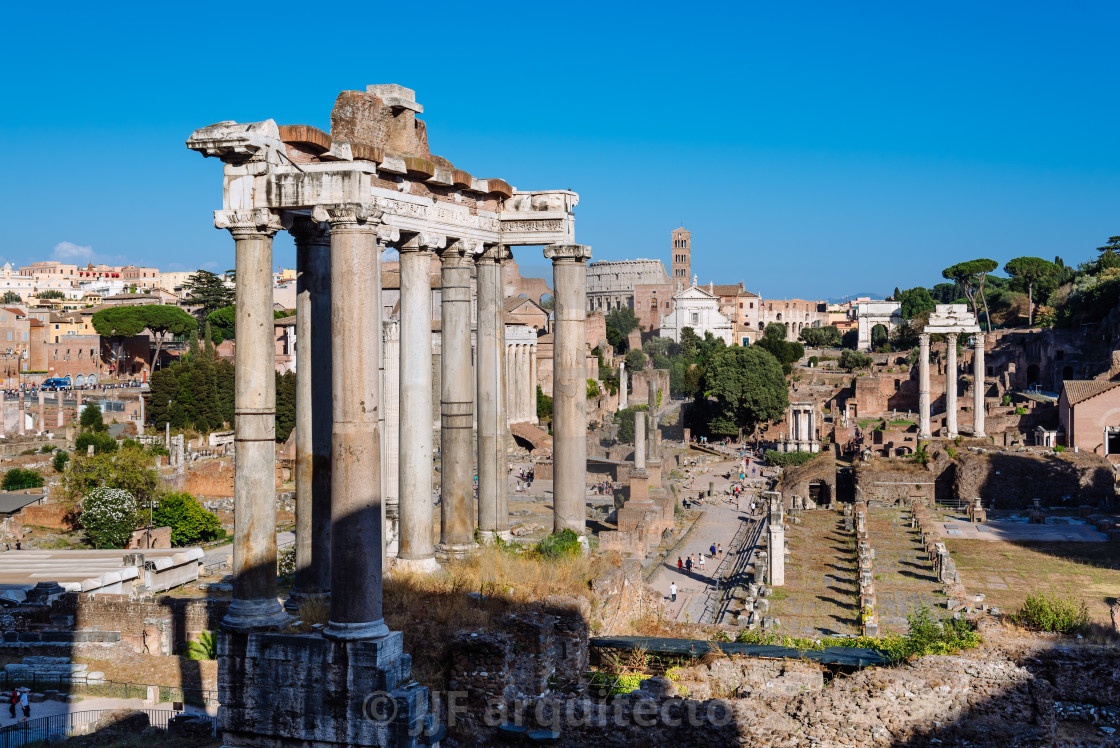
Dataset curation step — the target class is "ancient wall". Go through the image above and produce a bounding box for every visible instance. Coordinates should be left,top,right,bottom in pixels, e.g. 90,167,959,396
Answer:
778,453,836,506
952,450,1116,508
853,461,936,506
57,593,232,653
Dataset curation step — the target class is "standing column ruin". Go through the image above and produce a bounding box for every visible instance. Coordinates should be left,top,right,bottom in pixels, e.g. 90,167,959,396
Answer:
973,333,985,438
437,240,480,557
545,244,592,534
618,363,627,410
314,202,389,640
945,332,958,439
528,343,538,424
396,233,442,573
288,216,332,610
37,391,44,434
918,333,931,439
216,208,289,633
476,245,510,541
57,393,65,429
766,491,785,586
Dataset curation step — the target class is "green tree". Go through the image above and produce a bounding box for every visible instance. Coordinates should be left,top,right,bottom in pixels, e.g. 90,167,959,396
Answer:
275,370,296,442
871,323,889,350
1095,236,1120,271
755,335,804,374
799,326,841,347
182,270,234,321
898,287,936,319
605,307,641,352
207,305,236,343
51,451,69,473
0,291,21,304
152,492,223,546
1,468,43,490
704,346,789,436
678,327,701,361
140,305,197,368
624,348,646,372
615,404,648,443
36,290,66,300
839,349,873,370
76,432,118,455
92,306,147,373
536,385,552,423
79,402,106,432
942,259,999,332
192,351,221,432
1004,257,1058,326
61,449,161,508
80,487,140,549
763,322,787,340
216,358,235,425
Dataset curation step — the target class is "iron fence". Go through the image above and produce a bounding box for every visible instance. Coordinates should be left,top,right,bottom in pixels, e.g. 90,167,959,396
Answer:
0,709,215,748
0,675,218,708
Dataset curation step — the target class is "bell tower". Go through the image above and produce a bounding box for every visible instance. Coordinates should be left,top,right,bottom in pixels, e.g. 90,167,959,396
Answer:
671,226,691,291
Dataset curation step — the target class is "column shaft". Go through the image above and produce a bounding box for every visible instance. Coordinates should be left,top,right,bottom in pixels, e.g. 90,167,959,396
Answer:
316,203,387,640
529,344,538,425
216,209,288,632
545,244,592,534
973,333,986,437
476,247,507,539
634,411,646,470
438,243,478,554
946,333,958,438
918,333,931,439
290,219,332,608
397,243,438,570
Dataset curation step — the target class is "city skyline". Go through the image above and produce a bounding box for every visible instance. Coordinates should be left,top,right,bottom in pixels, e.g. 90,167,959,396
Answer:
1,2,1117,298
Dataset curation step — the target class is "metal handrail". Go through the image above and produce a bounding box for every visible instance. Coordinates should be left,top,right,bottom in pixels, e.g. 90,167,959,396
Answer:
0,709,215,748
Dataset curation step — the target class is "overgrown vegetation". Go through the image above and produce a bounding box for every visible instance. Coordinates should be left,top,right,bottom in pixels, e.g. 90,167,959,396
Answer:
534,529,583,559
152,492,224,546
1013,593,1090,634
1,468,43,491
764,450,816,467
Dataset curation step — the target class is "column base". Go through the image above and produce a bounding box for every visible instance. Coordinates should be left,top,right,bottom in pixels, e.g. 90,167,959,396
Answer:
392,556,441,574
973,430,986,438
222,598,291,634
476,530,513,543
283,590,329,614
322,618,390,641
436,542,477,560
918,430,932,440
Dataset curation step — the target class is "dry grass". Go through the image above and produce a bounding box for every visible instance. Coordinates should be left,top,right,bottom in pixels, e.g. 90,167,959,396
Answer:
383,547,611,691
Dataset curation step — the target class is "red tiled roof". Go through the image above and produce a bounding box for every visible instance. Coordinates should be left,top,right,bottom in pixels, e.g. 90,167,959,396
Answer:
1062,380,1120,406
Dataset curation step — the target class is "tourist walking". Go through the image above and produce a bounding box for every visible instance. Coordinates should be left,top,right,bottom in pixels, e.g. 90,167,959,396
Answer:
717,543,723,559
669,582,677,602
19,690,28,719
677,557,683,572
8,689,15,719
685,556,693,574
710,544,716,557
698,553,706,572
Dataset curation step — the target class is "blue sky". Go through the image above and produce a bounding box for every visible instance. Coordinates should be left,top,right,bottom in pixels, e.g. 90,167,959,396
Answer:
1,1,1117,298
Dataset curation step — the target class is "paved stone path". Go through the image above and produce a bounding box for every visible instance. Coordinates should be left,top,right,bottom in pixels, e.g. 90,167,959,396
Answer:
866,508,943,634
0,695,216,727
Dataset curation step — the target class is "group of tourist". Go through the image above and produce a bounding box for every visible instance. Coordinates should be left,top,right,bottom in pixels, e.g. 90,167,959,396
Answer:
7,689,29,721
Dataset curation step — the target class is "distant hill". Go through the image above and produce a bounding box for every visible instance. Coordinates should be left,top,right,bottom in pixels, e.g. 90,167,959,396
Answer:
826,292,888,304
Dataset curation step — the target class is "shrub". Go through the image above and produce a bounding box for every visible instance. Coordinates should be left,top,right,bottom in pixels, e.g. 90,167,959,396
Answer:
76,431,117,455
185,631,216,661
1053,445,1065,453
81,487,139,549
51,451,69,473
838,349,873,370
1,468,43,491
79,403,106,433
807,356,819,367
1001,394,1012,406
764,450,816,467
615,404,649,444
1013,593,1089,634
152,492,224,546
586,379,600,399
277,545,296,583
1013,406,1028,415
535,529,582,559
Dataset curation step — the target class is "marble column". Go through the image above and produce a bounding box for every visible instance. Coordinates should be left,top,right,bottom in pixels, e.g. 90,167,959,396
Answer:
313,202,389,640
545,244,592,534
287,216,332,611
918,333,931,439
37,391,44,433
634,411,646,471
529,344,538,425
437,240,480,556
135,392,143,430
57,393,64,429
946,333,958,439
215,208,289,633
395,234,442,573
476,245,509,541
973,333,986,438
0,391,5,437
619,363,627,410
17,392,24,436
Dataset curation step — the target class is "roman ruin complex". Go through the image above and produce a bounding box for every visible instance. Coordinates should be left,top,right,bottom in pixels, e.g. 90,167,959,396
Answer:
187,84,589,748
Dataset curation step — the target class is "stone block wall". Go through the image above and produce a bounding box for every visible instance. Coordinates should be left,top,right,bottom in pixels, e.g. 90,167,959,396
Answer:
56,594,231,653
952,450,1116,508
854,464,935,506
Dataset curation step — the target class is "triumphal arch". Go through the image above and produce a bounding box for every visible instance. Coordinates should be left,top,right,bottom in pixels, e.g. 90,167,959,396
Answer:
187,84,589,748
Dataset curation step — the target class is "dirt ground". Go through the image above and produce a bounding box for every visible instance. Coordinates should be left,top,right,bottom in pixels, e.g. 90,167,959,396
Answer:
947,536,1120,626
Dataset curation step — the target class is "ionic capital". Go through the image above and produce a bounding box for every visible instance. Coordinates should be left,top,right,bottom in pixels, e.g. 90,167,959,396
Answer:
214,209,289,238
287,215,330,246
376,224,400,246
399,232,447,253
544,243,592,263
310,202,382,229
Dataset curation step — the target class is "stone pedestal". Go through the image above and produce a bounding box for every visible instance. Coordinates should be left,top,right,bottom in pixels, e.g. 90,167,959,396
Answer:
628,468,649,503
647,458,662,489
218,631,438,748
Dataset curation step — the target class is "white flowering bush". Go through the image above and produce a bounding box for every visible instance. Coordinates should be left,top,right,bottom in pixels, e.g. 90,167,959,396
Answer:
81,487,140,549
